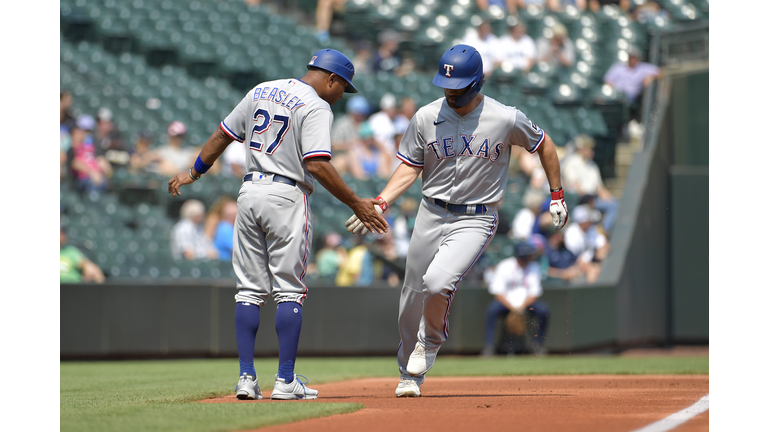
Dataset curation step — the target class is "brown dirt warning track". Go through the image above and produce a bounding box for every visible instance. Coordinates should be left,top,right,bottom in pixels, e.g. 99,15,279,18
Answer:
200,375,709,432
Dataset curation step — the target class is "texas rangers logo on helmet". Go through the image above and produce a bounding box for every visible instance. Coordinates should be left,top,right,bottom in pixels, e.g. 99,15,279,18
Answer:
309,56,317,65
444,64,455,77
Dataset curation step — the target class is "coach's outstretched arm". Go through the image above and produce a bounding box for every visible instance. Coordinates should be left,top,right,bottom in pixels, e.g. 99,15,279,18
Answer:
306,157,389,235
345,163,423,235
536,133,569,230
168,128,233,197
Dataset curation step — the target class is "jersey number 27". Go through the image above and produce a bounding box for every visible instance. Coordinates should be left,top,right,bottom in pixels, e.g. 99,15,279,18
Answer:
250,108,290,155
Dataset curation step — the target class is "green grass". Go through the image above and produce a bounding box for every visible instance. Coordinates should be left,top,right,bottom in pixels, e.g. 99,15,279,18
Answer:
61,355,708,432
431,355,709,376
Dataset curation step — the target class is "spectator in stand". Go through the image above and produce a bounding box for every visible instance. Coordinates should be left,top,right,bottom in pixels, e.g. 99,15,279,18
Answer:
603,45,662,122
368,93,399,173
563,205,609,283
60,225,105,284
93,107,128,167
481,241,550,356
539,219,585,282
204,196,236,241
61,143,69,183
372,30,403,74
392,196,418,259
213,200,239,261
370,230,402,287
561,134,619,234
510,142,566,194
60,91,76,134
394,96,417,134
129,130,162,175
460,20,500,77
348,122,392,181
70,115,112,195
494,20,537,73
61,127,72,184
392,97,417,172
60,92,76,182
331,95,372,175
171,199,219,261
315,0,346,43
548,0,588,12
220,141,248,178
511,188,546,240
156,121,199,177
475,0,518,14
536,23,575,72
351,40,374,74
314,232,347,281
335,234,374,287
394,56,417,78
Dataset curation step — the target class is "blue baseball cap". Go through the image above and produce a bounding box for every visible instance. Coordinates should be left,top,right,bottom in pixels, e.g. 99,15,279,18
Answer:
346,95,371,115
514,241,537,258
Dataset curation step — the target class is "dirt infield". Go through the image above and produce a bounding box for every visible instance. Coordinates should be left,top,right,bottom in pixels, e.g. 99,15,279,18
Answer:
200,375,709,431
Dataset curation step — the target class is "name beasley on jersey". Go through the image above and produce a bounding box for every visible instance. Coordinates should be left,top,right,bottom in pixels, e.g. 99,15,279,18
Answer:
426,135,506,161
252,81,306,112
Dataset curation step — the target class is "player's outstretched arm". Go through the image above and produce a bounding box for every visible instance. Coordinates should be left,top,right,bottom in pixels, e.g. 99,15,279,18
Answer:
168,128,233,197
536,134,569,230
306,157,389,234
345,163,423,234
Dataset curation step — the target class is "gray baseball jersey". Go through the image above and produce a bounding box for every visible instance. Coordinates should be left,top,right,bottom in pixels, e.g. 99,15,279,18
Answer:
219,78,334,306
396,96,545,204
221,78,334,194
395,95,546,383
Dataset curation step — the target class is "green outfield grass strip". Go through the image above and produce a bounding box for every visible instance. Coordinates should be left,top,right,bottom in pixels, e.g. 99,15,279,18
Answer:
61,356,708,432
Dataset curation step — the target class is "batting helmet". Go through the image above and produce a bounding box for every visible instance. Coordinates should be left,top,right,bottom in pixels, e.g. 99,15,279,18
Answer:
432,44,484,107
307,49,358,93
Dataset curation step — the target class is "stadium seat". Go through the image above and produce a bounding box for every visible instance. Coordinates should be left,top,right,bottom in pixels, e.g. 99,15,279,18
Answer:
519,71,550,96
489,64,523,86
550,81,583,107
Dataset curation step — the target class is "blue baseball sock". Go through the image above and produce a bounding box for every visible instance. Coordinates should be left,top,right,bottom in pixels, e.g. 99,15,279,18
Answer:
275,302,303,383
235,302,260,377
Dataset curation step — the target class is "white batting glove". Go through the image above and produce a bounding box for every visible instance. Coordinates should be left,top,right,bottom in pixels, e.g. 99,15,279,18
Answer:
549,188,569,230
345,196,387,235
345,206,383,235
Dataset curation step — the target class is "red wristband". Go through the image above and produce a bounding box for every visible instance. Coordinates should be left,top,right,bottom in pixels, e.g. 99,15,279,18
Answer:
551,189,564,200
376,196,388,213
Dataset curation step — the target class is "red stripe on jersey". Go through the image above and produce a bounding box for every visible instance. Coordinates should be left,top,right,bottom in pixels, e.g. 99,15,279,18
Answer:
220,123,244,142
397,153,423,167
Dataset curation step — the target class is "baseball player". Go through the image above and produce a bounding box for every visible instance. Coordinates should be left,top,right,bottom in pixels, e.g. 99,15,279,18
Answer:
168,49,388,400
345,44,569,397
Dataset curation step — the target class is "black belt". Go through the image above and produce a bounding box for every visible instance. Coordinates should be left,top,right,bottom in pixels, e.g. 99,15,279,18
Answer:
430,198,488,214
243,172,296,186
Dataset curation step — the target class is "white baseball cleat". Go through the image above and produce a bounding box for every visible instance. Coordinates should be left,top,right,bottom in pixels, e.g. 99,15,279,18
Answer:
406,342,439,376
395,379,421,397
235,373,263,400
271,374,319,400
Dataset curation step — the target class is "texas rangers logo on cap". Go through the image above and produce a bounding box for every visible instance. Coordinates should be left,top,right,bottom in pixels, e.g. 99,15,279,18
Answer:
309,56,317,65
444,64,454,77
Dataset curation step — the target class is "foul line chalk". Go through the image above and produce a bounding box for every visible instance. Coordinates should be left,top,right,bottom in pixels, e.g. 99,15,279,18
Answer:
630,394,709,432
